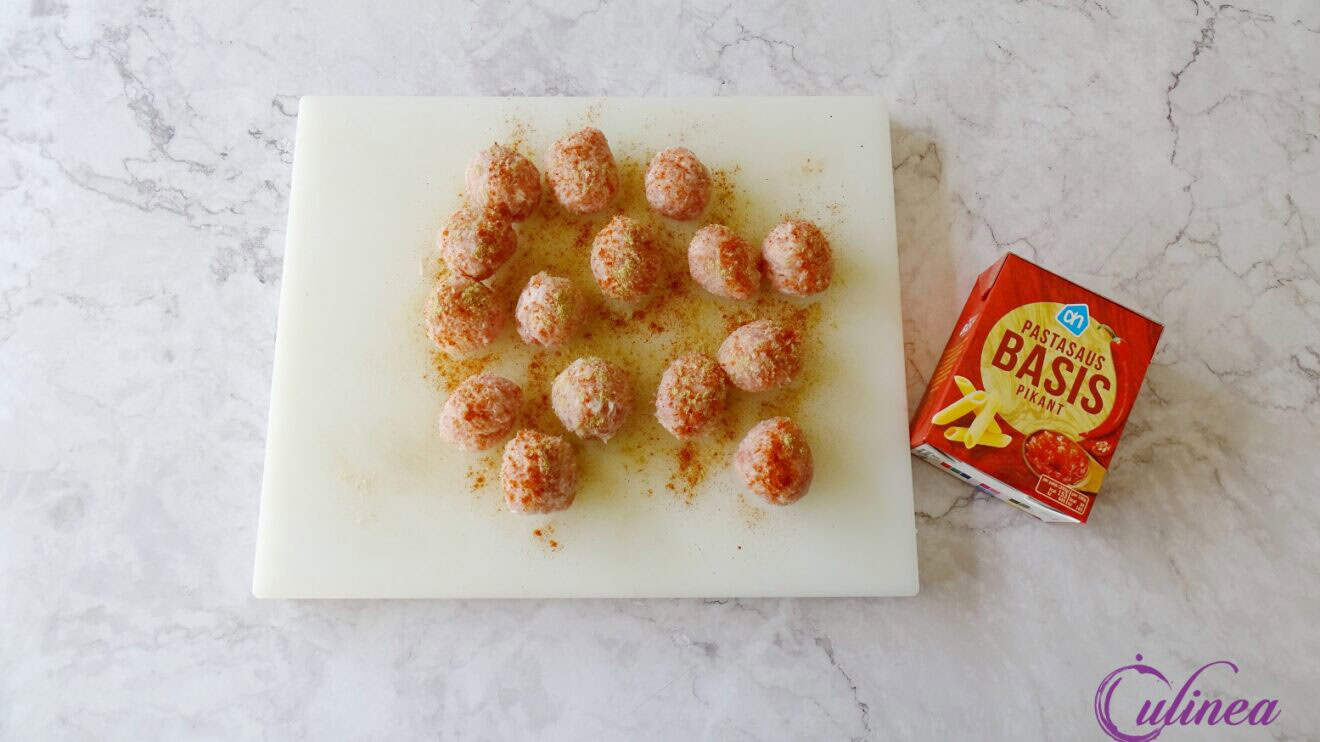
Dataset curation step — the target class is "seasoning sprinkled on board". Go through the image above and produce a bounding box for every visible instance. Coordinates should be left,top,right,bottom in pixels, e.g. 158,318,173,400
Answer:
431,352,493,393
531,522,563,551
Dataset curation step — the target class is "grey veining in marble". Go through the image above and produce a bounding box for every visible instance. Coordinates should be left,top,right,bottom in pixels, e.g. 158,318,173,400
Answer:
2,1,1318,739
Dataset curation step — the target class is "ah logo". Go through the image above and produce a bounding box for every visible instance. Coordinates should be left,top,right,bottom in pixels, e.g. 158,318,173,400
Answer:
1056,303,1090,337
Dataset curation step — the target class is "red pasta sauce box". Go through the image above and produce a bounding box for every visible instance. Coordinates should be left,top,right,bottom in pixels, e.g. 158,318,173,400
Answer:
909,253,1163,523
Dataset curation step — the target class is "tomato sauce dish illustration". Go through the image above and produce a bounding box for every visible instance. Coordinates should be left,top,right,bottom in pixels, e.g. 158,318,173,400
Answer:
1022,429,1090,485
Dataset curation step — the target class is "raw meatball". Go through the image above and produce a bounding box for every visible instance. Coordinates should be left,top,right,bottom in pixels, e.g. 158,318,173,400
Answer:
425,277,510,357
590,215,661,304
545,127,619,214
438,373,522,451
645,147,712,220
515,271,586,348
437,207,517,281
552,357,632,442
500,429,579,514
762,220,833,296
717,319,803,392
465,143,541,221
655,352,728,438
735,417,814,505
687,224,759,300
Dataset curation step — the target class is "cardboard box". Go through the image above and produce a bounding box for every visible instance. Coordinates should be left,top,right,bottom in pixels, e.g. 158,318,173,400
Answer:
910,253,1163,522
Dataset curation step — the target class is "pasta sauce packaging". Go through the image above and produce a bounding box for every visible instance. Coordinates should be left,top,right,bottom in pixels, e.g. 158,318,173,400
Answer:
909,253,1163,523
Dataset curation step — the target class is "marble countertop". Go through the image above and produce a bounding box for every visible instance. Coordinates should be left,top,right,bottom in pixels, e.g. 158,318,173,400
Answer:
3,1,1318,739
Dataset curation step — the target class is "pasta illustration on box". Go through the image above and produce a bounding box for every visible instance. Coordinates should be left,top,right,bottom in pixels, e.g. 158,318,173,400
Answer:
910,253,1163,523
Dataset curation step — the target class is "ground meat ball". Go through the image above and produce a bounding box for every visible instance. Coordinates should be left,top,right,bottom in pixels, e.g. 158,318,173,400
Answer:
590,215,661,304
688,224,759,300
500,429,579,514
437,207,517,281
515,271,586,348
551,357,632,442
645,147,712,220
762,220,834,296
437,373,522,451
735,417,814,505
544,127,619,214
425,278,510,357
717,319,803,392
655,352,728,438
465,143,541,221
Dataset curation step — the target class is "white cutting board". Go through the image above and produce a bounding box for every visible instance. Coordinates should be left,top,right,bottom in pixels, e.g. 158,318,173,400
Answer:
253,97,917,598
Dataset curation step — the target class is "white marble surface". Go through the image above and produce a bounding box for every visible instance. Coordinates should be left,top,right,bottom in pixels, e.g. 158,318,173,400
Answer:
2,1,1318,739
